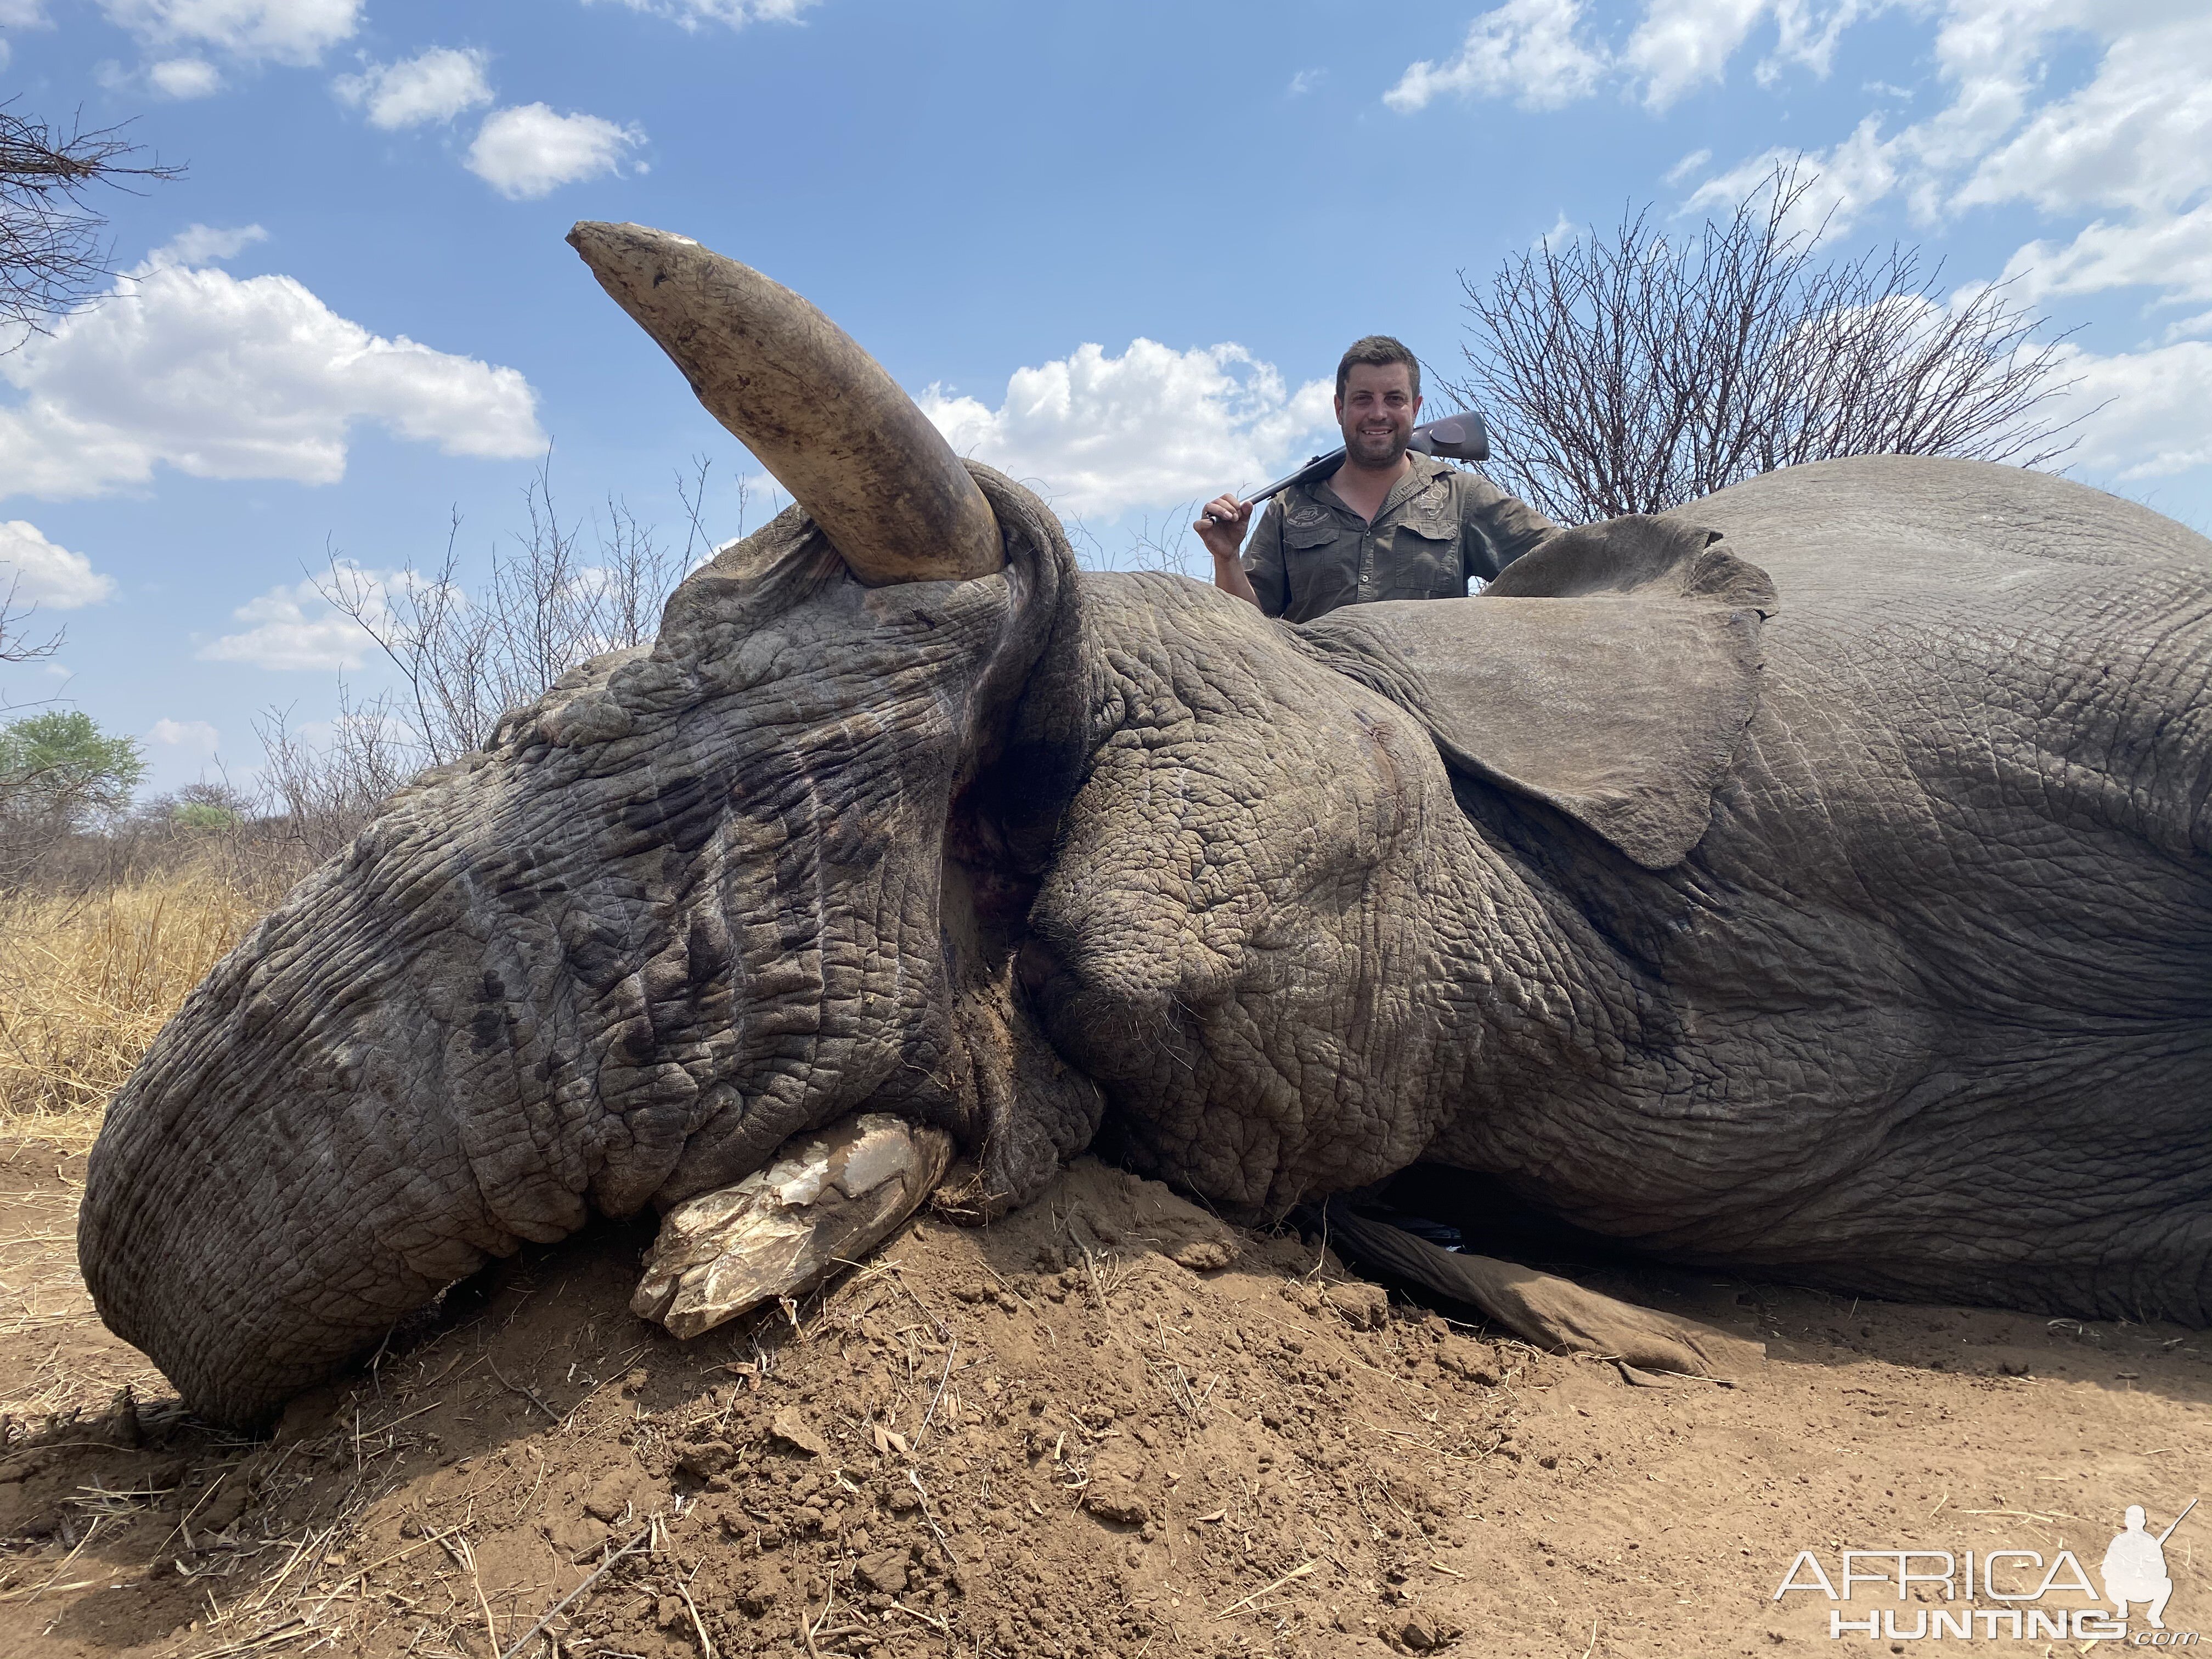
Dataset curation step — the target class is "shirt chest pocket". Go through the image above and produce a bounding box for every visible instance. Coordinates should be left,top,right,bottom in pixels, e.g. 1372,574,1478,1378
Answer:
1278,511,1358,618
1378,509,1464,599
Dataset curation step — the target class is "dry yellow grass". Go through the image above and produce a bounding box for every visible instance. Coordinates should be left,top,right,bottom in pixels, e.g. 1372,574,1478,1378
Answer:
0,869,272,1148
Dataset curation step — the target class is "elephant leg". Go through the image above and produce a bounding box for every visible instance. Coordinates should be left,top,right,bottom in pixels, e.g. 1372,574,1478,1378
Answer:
1323,1204,1763,1381
632,1114,954,1339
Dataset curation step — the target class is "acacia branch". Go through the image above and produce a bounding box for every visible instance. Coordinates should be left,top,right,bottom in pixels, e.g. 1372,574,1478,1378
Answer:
1,100,184,340
1451,160,2081,523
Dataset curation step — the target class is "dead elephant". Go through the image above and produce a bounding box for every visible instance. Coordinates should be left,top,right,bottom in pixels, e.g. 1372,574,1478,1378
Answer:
80,223,2212,1427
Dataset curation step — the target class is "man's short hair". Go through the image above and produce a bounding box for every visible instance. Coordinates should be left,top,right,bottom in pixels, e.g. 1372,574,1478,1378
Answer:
1336,335,1420,402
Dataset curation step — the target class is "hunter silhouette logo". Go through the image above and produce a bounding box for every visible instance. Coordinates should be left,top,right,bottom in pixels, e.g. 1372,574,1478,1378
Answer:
2105,1500,2195,1630
1775,1497,2199,1643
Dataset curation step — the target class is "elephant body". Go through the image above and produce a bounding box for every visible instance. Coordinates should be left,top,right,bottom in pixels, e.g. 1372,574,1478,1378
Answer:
79,223,2212,1426
1028,458,2211,1324
1538,459,2211,1314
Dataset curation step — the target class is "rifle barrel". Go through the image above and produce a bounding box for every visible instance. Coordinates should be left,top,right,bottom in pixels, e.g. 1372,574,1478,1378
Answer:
2157,1496,2197,1543
1243,451,1342,510
1193,452,1335,527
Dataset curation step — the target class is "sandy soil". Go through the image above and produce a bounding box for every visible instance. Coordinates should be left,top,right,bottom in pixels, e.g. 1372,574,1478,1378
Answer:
0,1139,2204,1658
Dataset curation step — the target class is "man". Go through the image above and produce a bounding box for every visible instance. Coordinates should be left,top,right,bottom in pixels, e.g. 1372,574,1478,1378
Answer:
2101,1505,2176,1629
1196,335,1556,623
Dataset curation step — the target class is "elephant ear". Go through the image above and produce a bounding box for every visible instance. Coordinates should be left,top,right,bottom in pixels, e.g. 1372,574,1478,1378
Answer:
1299,515,1778,871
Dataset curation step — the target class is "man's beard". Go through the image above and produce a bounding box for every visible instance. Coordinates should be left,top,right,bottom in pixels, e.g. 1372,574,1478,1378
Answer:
1345,424,1409,467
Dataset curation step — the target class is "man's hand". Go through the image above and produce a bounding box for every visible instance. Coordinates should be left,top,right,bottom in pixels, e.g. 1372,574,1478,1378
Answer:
1194,493,1251,561
1195,493,1261,607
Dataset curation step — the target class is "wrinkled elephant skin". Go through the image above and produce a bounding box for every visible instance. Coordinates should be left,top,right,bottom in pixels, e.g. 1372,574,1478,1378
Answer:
80,227,2212,1426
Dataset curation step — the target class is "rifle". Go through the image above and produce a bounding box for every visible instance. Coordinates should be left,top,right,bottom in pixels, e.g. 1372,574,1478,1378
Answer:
2157,1497,2197,1544
1199,410,1490,526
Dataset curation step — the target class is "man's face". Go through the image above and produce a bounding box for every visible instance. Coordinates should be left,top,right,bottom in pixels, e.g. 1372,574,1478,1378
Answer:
1336,362,1421,468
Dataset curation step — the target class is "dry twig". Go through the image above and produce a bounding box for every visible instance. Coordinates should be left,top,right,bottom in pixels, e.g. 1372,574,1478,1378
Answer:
496,1523,652,1659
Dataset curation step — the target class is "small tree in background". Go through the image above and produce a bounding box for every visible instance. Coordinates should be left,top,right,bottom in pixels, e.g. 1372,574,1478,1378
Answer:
163,780,252,832
1451,163,2081,524
0,710,145,832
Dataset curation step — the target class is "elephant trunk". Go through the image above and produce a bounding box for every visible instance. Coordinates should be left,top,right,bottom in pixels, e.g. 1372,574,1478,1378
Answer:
78,853,551,1427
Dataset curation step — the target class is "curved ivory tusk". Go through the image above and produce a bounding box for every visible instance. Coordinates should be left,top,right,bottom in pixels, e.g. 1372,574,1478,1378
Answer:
568,221,1002,587
632,1113,955,1340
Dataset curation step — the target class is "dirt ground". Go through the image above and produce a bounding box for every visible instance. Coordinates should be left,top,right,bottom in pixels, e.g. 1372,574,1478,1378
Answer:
0,1138,2204,1659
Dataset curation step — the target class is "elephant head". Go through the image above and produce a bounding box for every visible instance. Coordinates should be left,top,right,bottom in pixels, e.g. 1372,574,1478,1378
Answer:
84,224,1798,1427
80,225,1106,1427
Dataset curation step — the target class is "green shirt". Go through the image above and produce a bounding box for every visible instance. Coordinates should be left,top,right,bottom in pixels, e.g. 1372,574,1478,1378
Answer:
1239,452,1559,624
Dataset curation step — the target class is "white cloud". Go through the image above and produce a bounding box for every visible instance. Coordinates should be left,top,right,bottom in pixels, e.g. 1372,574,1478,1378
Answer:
146,716,219,755
582,0,821,28
466,104,644,200
0,521,115,608
1954,12,2212,217
1761,0,1878,83
919,340,1337,520
1386,0,1608,112
147,54,221,95
2049,340,2212,481
1651,0,2212,396
1534,211,1576,251
0,241,545,503
2159,310,2212,345
1624,0,1768,110
1388,0,1875,114
1614,0,2212,509
0,0,48,61
198,570,382,672
335,46,494,130
1287,68,1325,96
2001,204,2212,307
95,0,361,64
146,222,268,268
1683,113,1900,233
1673,1,2212,235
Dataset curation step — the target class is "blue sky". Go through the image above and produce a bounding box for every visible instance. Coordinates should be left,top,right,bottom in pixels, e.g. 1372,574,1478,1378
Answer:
2,0,2208,797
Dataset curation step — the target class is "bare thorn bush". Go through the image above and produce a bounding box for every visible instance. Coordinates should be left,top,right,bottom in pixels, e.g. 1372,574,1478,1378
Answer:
254,690,415,867
1,98,183,341
317,456,697,770
0,574,60,685
1452,161,2083,523
1062,501,1207,579
267,454,719,856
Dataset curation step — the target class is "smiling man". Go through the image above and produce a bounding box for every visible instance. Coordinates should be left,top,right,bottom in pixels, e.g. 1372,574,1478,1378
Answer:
1195,335,1558,623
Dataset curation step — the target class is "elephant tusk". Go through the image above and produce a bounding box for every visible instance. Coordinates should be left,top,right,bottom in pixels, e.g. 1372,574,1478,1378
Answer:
631,1113,955,1340
1321,1203,1765,1383
567,221,1003,588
